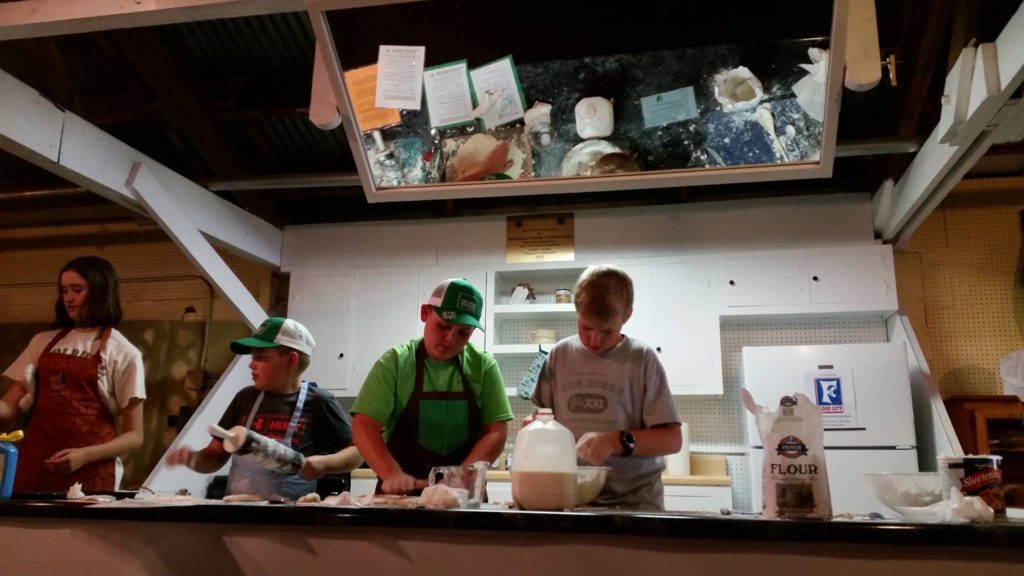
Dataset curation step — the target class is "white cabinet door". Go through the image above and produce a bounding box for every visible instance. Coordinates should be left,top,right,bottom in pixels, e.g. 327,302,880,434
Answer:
619,264,652,345
288,271,353,393
721,257,803,307
350,272,422,397
649,263,722,395
419,270,487,350
807,252,891,305
662,484,733,512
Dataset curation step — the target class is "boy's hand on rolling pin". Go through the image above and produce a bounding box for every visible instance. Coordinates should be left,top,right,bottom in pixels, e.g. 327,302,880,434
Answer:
300,455,328,480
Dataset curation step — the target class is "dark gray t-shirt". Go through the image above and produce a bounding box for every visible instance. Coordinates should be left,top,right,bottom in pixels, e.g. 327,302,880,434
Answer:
532,335,680,510
218,384,352,457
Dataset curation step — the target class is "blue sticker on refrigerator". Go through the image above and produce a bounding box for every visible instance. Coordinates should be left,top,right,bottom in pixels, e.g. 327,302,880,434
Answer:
809,368,861,430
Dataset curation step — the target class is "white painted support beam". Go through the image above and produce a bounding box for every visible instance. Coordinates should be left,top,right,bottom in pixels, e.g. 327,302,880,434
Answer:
937,46,976,144
886,313,963,468
950,43,1001,147
870,178,895,231
890,122,1000,248
129,160,269,495
127,162,269,329
874,2,1024,244
0,67,282,268
142,356,253,495
992,97,1024,144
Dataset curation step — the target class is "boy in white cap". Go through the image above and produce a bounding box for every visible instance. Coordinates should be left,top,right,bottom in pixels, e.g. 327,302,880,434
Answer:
352,278,512,495
165,317,362,500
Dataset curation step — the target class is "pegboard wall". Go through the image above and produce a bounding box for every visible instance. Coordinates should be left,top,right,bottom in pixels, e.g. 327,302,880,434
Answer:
901,200,1024,397
500,316,889,512
0,238,271,324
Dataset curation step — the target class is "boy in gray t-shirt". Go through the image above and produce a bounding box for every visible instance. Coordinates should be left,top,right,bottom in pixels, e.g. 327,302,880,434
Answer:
532,265,682,510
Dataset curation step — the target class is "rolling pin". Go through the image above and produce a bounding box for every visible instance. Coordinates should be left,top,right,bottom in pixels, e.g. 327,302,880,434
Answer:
208,424,305,475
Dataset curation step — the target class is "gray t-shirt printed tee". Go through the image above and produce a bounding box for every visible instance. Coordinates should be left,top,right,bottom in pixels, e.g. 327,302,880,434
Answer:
532,335,680,510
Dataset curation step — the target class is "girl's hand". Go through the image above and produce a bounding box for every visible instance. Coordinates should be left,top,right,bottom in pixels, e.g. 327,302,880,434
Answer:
44,447,91,475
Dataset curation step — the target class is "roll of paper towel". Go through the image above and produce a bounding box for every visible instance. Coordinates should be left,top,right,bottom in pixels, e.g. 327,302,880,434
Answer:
666,423,690,476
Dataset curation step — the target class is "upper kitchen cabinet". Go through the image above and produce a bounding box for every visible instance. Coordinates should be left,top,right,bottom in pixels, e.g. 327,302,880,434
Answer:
290,270,422,397
647,263,721,395
720,256,804,308
716,245,897,317
288,270,354,393
806,252,891,305
307,0,848,202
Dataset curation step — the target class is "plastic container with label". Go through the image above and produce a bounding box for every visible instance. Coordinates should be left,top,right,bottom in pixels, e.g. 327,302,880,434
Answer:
0,430,24,499
938,454,1005,516
511,408,577,510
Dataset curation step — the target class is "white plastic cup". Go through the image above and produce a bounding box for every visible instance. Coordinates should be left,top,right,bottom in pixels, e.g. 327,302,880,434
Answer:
665,423,690,476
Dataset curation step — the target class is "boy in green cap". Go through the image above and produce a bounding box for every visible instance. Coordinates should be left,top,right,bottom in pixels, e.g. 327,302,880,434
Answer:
165,317,362,500
352,278,512,495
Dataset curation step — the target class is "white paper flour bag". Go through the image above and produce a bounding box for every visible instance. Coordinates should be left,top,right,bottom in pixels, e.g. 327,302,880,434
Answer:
743,390,832,519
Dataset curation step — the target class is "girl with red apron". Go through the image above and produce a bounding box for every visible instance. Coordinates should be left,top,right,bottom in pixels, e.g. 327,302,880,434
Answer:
14,328,118,493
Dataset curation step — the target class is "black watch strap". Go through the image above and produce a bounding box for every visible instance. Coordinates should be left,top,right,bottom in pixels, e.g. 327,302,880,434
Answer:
619,430,636,457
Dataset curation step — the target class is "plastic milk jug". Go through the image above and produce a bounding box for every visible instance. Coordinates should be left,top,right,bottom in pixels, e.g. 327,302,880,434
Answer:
511,409,578,510
0,430,24,499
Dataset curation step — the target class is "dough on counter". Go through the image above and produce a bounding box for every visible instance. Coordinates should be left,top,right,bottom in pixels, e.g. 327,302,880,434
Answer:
223,493,265,503
371,494,422,508
420,484,464,509
66,482,86,500
323,492,374,507
296,492,322,504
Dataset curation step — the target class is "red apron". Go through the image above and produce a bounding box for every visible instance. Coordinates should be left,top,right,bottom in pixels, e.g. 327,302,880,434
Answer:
14,328,118,493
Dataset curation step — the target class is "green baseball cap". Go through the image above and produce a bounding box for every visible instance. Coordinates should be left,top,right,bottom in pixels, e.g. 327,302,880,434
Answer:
427,278,484,331
230,317,315,356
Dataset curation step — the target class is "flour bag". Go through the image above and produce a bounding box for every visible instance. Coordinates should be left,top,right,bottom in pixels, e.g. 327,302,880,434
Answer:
742,390,832,519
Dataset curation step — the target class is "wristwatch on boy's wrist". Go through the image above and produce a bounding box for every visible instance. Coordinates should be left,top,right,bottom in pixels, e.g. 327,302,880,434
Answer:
619,430,636,457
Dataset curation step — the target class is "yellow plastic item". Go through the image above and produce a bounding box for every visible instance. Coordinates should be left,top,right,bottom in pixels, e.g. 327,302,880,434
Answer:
0,430,24,442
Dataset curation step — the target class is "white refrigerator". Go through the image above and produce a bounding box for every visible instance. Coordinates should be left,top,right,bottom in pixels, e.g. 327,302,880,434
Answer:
742,343,919,514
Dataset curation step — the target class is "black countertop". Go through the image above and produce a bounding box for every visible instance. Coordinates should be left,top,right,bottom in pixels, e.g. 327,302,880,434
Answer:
2,499,1022,550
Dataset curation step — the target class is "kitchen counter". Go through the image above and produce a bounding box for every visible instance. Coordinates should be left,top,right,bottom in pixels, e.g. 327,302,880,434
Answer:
350,453,733,487
0,498,1022,575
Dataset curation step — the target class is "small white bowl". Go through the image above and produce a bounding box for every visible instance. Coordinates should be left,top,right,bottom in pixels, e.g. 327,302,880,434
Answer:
864,472,942,511
575,466,610,507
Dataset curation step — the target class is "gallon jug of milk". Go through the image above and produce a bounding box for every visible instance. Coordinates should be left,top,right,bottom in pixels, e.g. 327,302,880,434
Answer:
511,409,577,510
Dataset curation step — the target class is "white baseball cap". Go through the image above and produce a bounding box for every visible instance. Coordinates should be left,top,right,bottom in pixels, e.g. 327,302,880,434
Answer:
230,317,315,356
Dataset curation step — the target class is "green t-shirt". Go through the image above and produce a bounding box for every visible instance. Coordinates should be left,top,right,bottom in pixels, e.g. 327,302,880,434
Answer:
352,338,513,441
